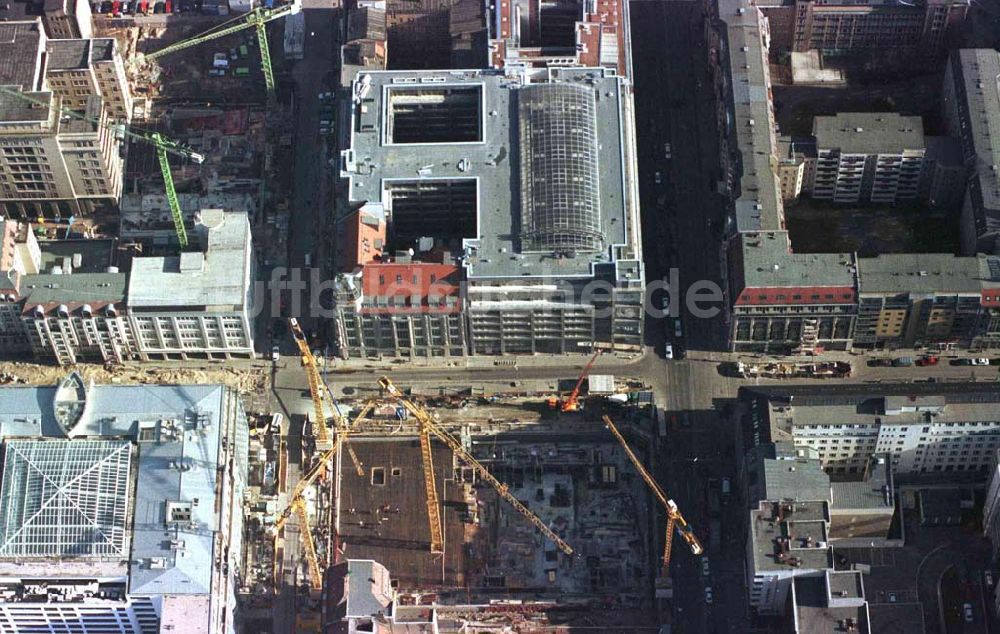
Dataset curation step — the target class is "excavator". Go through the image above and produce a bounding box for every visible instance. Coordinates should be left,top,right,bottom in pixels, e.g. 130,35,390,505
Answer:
546,348,601,412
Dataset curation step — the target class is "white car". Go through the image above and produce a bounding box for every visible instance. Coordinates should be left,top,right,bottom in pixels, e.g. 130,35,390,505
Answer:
705,586,713,604
972,358,991,366
701,557,710,576
271,346,280,362
964,603,974,623
654,171,663,184
664,343,674,360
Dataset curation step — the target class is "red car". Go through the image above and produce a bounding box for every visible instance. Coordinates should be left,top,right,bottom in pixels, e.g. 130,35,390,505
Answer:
916,355,939,366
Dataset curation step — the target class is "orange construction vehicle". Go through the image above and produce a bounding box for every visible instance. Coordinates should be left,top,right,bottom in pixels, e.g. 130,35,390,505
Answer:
546,349,601,412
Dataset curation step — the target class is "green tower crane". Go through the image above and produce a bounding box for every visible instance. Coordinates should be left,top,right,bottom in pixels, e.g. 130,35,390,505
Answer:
139,2,300,100
0,85,204,248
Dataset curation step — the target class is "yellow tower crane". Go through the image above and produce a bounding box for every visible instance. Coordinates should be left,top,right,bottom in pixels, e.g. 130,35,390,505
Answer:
273,401,376,590
287,318,363,475
379,376,575,556
602,415,703,572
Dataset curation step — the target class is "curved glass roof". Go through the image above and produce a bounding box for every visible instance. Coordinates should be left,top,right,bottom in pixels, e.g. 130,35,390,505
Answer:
518,83,603,253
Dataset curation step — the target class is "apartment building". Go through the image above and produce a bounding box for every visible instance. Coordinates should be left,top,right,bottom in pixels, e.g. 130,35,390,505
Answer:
776,135,816,201
747,385,1000,477
923,135,966,209
717,0,1000,353
46,37,133,122
759,0,968,56
0,375,248,634
942,49,1000,256
853,254,997,349
811,113,926,204
336,67,644,358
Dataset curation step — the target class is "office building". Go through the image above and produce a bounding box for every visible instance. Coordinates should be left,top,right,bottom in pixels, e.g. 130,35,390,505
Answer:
0,0,93,40
811,113,926,204
46,37,133,122
336,67,644,358
759,0,968,56
943,49,1000,256
983,449,1000,560
746,470,871,624
125,209,256,361
0,20,129,217
489,0,630,76
0,210,256,364
727,234,859,353
0,374,248,634
0,88,123,218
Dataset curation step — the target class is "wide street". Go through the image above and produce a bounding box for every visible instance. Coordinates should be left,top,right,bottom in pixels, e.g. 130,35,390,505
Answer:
271,0,339,631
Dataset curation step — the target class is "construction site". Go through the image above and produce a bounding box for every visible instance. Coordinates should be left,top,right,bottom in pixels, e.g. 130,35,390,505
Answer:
227,338,698,632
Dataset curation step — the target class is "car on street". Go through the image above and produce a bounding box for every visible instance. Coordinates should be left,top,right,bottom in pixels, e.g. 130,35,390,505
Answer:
271,345,280,362
916,355,939,366
664,343,673,360
964,603,974,623
701,557,710,576
867,358,894,367
705,586,713,604
972,357,991,366
952,358,973,366
892,357,913,367
985,570,995,587
674,320,682,339
654,171,663,184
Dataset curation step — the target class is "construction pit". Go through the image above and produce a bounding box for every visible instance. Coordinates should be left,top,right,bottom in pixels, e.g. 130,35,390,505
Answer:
264,376,664,627
99,19,279,104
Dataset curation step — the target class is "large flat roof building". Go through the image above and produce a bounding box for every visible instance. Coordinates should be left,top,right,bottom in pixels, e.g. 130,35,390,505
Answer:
336,67,643,357
0,375,248,634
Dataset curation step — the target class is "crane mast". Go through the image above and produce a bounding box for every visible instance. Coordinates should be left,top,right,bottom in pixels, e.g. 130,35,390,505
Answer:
380,377,575,556
602,415,703,571
289,318,332,449
293,499,323,590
